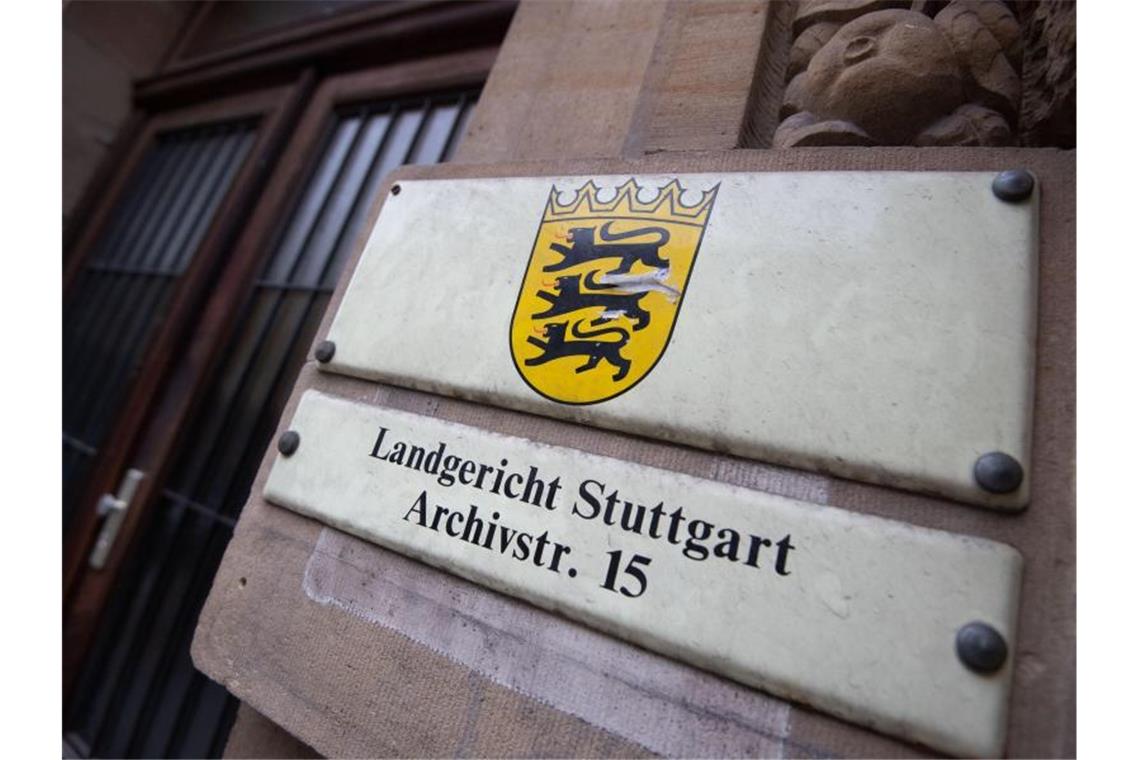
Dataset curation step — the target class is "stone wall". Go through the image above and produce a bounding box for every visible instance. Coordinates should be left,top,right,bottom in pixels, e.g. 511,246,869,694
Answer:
62,1,194,226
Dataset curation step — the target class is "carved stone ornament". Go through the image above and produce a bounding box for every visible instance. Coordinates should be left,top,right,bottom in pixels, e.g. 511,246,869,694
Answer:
775,0,1023,147
1018,0,1076,148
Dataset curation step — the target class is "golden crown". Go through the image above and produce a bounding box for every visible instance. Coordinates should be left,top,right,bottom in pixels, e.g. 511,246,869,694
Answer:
543,177,718,226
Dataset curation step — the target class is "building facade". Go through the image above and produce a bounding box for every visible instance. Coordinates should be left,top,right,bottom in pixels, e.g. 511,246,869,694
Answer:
62,2,1075,757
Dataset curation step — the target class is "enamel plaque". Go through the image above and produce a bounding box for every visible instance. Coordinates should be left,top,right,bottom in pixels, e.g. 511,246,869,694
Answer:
322,172,1037,509
266,390,1022,757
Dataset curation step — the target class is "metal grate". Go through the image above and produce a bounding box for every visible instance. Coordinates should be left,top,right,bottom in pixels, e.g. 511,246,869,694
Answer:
63,121,258,532
65,89,478,759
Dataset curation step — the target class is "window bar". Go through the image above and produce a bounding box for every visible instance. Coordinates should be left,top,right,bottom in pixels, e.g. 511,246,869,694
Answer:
115,129,250,374
63,132,206,426
73,496,186,749
261,117,364,285
84,140,171,265
63,137,189,411
74,128,248,447
90,496,217,756
90,133,183,267
114,110,378,754
152,532,236,758
152,128,240,275
216,301,327,521
207,697,241,758
138,132,227,275
174,110,378,516
124,523,234,756
63,136,175,368
63,273,124,417
156,106,412,753
82,261,185,277
156,104,416,746
118,132,202,270
161,488,237,528
74,92,478,757
403,98,433,166
193,98,437,559
75,277,172,443
78,129,228,401
62,432,97,457
438,92,471,163
317,102,405,289
214,98,435,514
216,108,407,517
250,279,336,293
84,128,252,753
70,127,242,448
171,661,237,757
66,126,247,752
82,129,249,751
169,113,367,509
168,128,256,274
64,528,137,732
287,113,391,289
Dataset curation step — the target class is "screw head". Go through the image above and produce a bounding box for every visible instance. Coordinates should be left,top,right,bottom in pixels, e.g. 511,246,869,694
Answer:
390,183,401,195
277,430,300,457
956,621,1008,673
974,451,1024,494
992,170,1035,202
314,339,336,363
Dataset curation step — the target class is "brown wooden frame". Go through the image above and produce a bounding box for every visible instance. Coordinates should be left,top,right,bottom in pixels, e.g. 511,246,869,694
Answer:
135,1,515,110
63,77,315,695
63,110,148,255
63,46,496,700
65,87,302,294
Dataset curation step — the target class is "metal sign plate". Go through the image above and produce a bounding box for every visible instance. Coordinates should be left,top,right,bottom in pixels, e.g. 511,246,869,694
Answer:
266,390,1022,757
321,172,1037,508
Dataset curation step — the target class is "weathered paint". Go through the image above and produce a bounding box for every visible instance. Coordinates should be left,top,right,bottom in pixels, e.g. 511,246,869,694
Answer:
267,390,1022,756
322,172,1038,509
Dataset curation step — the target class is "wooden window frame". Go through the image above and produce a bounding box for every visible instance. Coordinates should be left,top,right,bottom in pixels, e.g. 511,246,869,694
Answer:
63,79,314,696
65,87,302,295
63,46,497,701
134,1,515,110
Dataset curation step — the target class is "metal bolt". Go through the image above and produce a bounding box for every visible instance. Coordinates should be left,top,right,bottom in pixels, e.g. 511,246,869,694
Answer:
974,451,1024,494
315,340,336,363
956,621,1008,673
277,430,301,457
992,170,1034,202
391,183,401,195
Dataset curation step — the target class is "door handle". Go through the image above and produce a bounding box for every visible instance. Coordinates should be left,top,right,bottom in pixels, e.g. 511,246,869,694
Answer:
88,468,146,570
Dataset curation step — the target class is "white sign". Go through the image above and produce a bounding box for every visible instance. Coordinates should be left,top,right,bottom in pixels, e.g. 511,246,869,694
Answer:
321,172,1038,509
266,390,1022,757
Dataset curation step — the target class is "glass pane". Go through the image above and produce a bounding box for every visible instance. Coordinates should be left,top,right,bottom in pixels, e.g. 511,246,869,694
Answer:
443,99,476,160
261,117,363,283
410,100,461,164
291,112,391,286
66,87,481,760
62,119,257,530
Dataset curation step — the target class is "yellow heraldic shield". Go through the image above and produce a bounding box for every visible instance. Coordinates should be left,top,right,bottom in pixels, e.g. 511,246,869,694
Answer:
510,177,719,404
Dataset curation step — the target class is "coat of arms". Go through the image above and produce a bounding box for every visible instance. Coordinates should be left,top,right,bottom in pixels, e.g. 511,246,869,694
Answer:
510,177,719,404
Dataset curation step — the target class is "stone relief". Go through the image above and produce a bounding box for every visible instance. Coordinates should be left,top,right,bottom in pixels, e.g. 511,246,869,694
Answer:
774,0,1025,147
1018,0,1076,148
